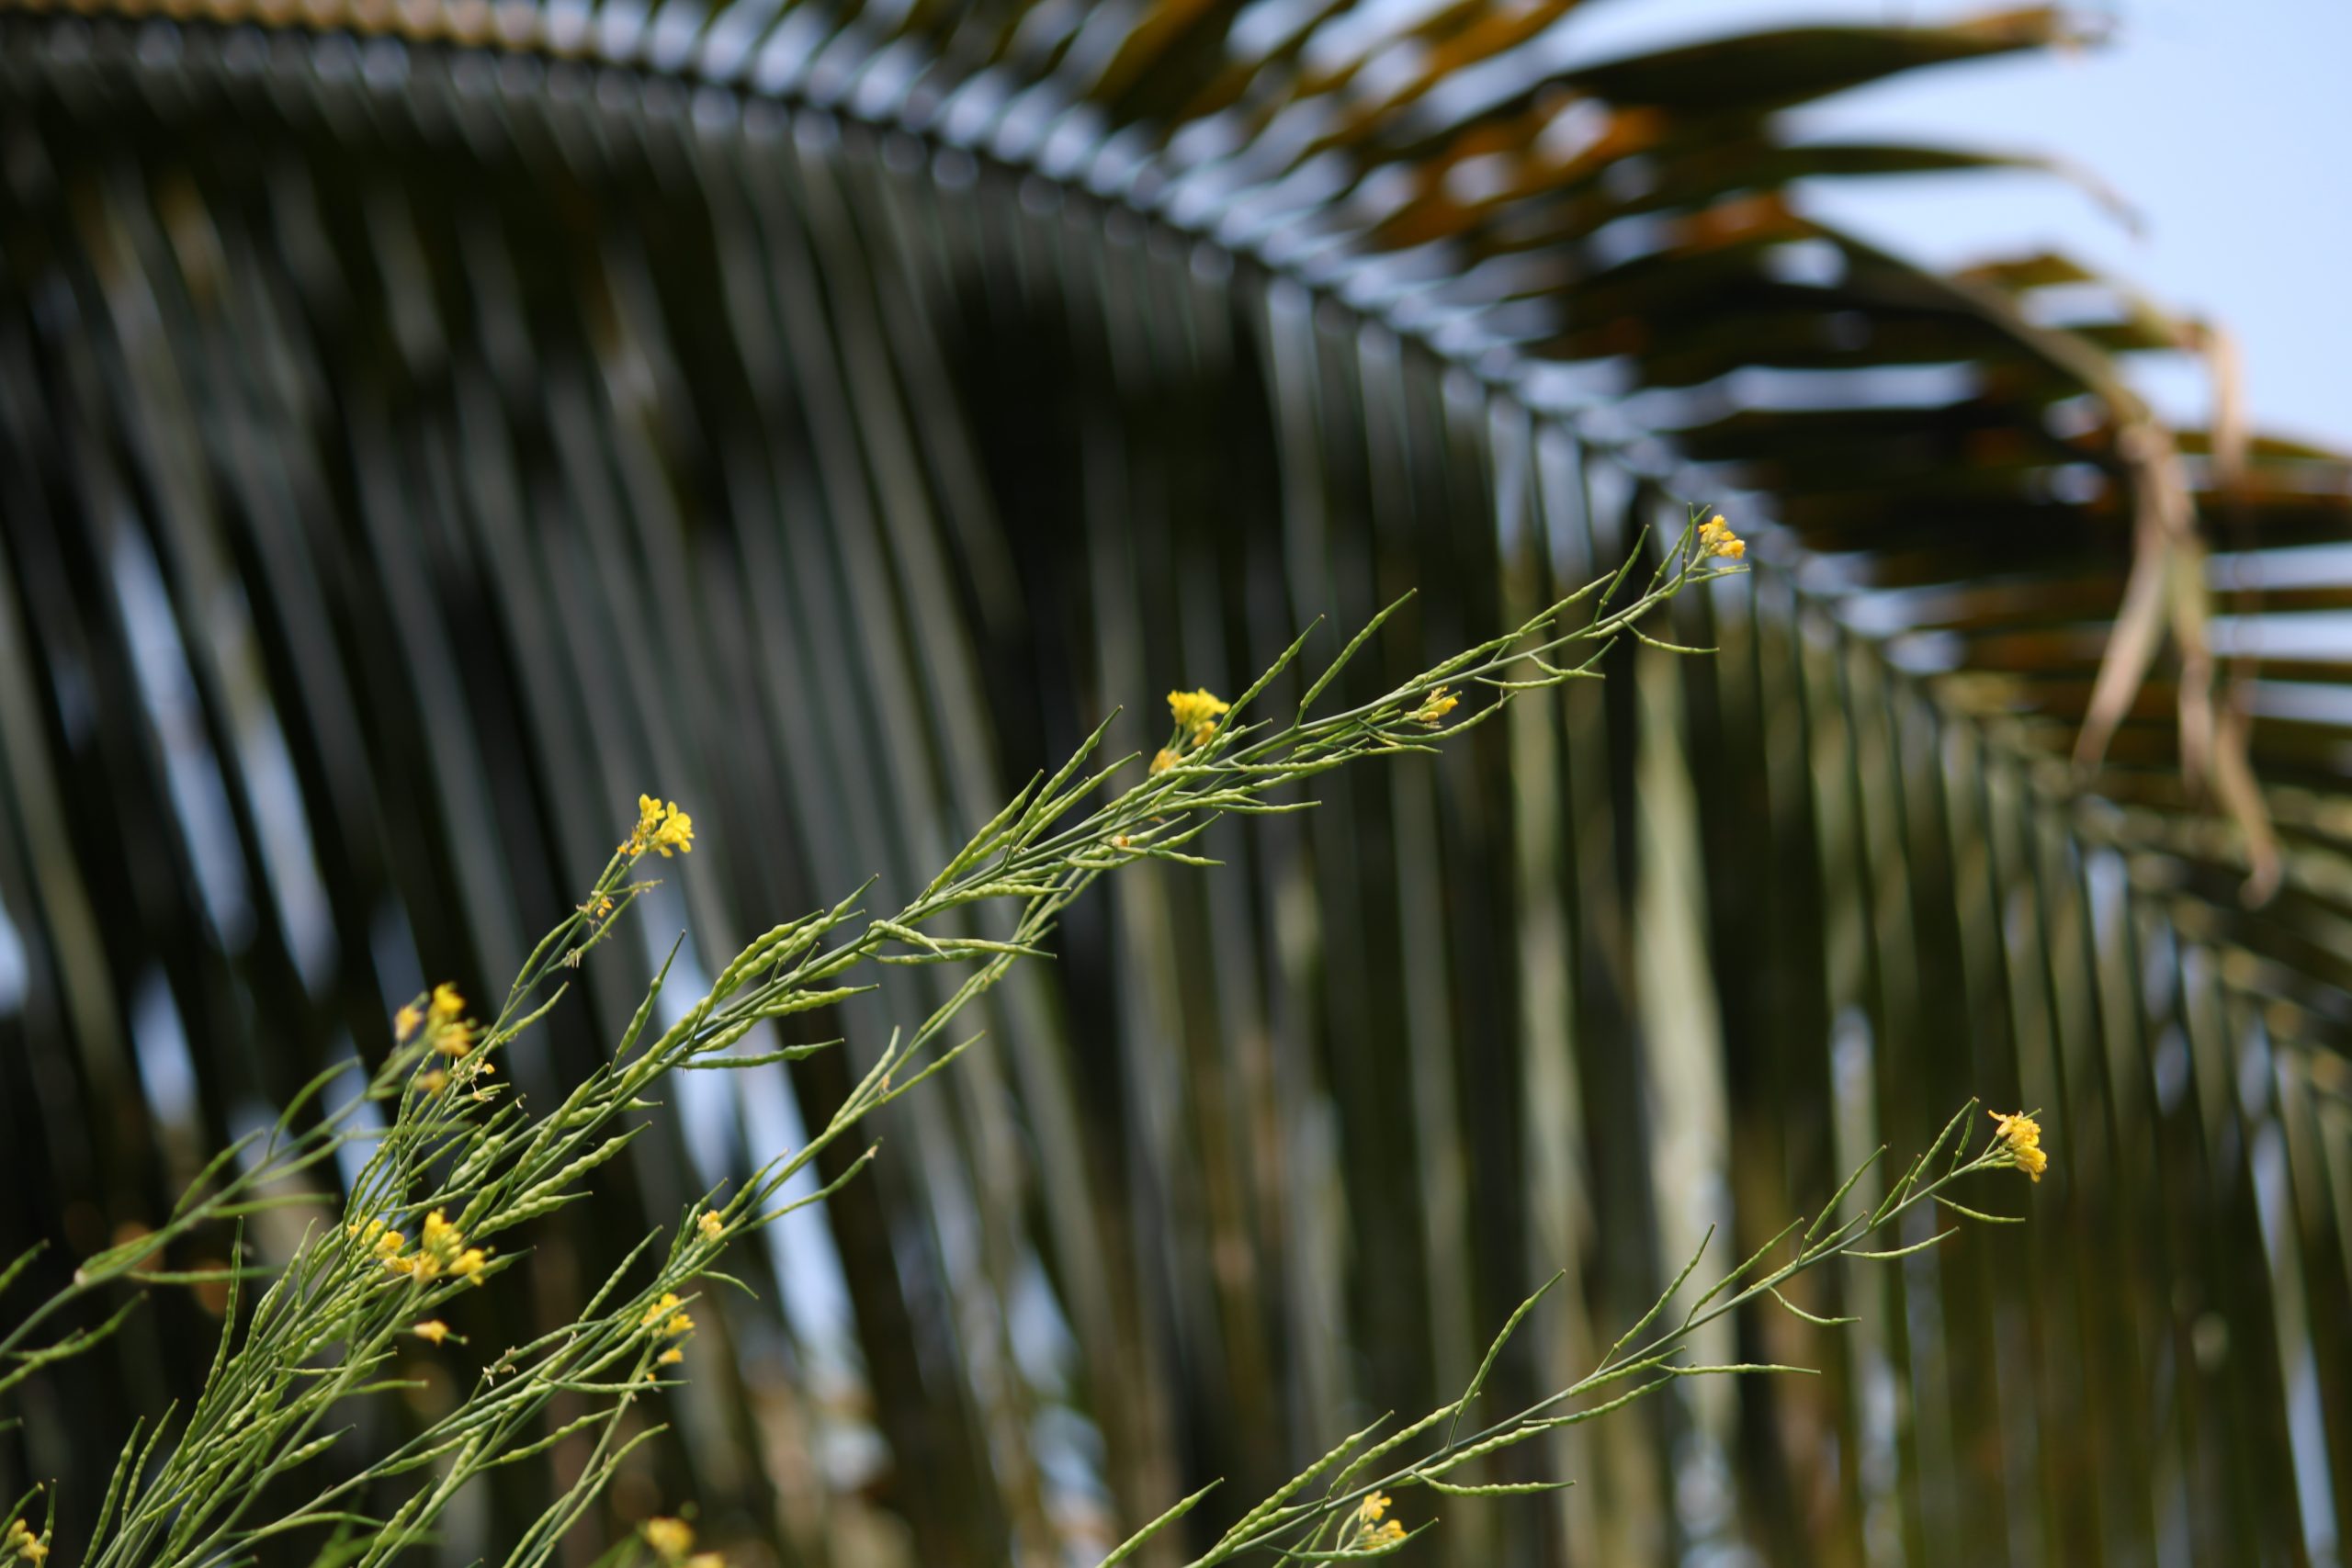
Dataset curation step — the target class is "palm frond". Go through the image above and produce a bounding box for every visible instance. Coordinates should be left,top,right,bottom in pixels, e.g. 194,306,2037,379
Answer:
1,2,2346,1563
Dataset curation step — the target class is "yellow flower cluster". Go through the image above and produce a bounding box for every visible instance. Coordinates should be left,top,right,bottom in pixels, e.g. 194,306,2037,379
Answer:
640,1516,724,1567
5,1518,49,1564
642,1292,695,1337
1697,514,1745,559
1167,687,1229,747
642,1519,695,1561
349,1212,491,1284
1352,1491,1405,1550
642,1291,697,1373
396,983,485,1099
395,982,469,1043
697,1211,725,1242
1989,1110,2048,1182
1409,685,1460,726
1151,687,1231,778
620,795,695,858
411,1319,453,1345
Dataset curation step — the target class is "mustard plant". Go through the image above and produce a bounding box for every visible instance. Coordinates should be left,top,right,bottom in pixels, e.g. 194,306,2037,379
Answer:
1095,1100,2048,1563
0,510,2029,1568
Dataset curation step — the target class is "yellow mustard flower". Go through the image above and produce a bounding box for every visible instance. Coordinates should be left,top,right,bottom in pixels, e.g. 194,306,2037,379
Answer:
1409,686,1460,725
5,1518,49,1565
1989,1108,2040,1147
1167,688,1229,733
641,1292,684,1330
1348,1487,1404,1549
1989,1109,2048,1181
417,1068,447,1096
684,1556,726,1568
1696,514,1746,560
1148,748,1180,775
620,794,664,856
659,1347,685,1366
374,1210,491,1284
620,795,695,857
393,1003,424,1042
697,1211,724,1242
411,1320,452,1345
429,983,465,1021
641,1517,695,1563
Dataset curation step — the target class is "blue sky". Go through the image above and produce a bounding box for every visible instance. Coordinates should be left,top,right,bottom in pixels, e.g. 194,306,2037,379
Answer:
1552,0,2352,449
